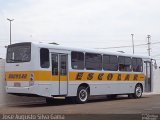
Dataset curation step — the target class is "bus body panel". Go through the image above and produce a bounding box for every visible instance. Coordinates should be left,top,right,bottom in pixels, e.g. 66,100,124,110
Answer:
5,42,151,98
67,81,144,96
5,43,36,88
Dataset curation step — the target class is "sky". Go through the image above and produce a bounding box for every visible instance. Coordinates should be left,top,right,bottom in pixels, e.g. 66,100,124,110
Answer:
0,0,160,64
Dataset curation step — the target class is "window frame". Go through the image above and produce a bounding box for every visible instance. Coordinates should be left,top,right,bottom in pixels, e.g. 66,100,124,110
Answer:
6,42,31,63
40,48,50,68
85,52,102,70
71,51,85,70
132,57,143,72
103,54,118,71
118,56,132,72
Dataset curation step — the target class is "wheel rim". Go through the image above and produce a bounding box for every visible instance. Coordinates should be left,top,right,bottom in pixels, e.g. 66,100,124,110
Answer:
79,89,88,102
136,86,142,97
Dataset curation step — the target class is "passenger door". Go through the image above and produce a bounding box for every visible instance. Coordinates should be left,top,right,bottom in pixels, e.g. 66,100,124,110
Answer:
51,53,68,95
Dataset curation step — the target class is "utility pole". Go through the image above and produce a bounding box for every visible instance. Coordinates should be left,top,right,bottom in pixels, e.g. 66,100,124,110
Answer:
147,35,151,56
131,34,135,54
7,18,14,45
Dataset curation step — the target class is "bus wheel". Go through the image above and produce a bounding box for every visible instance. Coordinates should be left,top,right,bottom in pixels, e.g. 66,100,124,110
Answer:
133,84,143,98
46,98,54,105
76,86,89,104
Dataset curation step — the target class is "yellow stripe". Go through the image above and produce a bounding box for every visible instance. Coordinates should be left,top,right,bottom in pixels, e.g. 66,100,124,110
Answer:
6,71,68,81
34,71,51,81
5,71,31,81
6,71,145,81
69,72,145,81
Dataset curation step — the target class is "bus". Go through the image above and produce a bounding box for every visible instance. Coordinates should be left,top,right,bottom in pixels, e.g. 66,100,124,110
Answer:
5,42,152,104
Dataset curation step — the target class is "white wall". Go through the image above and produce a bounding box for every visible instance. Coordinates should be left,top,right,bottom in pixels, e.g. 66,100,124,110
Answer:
0,59,45,106
152,68,160,93
0,58,160,106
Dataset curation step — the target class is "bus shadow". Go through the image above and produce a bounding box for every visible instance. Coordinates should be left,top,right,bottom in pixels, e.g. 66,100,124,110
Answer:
11,96,149,108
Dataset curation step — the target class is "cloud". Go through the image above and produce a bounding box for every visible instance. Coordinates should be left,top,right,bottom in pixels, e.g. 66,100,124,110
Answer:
1,0,160,59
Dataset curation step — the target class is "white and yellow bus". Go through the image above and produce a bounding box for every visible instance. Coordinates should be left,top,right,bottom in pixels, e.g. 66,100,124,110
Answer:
5,42,152,104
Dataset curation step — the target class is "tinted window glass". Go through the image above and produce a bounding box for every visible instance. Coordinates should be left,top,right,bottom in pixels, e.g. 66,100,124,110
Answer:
71,51,84,69
132,58,143,72
40,48,50,68
119,56,124,64
52,54,58,75
125,57,132,65
85,53,102,70
125,57,132,71
103,55,118,71
60,55,67,75
118,56,132,71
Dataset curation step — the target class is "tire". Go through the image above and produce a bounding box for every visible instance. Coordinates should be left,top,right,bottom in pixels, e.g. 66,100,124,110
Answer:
46,98,55,105
133,84,143,98
76,86,89,104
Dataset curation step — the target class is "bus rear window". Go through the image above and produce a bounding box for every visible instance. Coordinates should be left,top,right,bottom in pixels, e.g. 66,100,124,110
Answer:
6,43,31,63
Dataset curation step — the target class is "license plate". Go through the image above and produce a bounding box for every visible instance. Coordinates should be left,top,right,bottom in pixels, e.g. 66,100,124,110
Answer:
14,82,21,87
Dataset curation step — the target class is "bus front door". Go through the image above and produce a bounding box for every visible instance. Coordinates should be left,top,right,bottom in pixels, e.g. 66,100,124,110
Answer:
144,61,152,92
51,53,68,95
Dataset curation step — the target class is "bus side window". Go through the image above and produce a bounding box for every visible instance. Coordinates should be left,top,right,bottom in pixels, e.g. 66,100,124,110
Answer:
40,48,50,68
71,51,84,70
118,56,125,71
103,55,118,71
118,56,132,71
85,53,102,70
132,58,143,72
125,57,132,71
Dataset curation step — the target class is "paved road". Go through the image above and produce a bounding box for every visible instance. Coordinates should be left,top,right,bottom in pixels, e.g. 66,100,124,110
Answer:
0,94,160,114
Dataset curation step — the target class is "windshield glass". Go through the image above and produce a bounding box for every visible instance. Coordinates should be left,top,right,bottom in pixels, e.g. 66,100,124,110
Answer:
6,43,31,63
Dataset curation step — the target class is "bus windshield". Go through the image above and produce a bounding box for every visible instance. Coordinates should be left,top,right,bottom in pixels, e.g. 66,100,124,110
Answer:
6,43,31,63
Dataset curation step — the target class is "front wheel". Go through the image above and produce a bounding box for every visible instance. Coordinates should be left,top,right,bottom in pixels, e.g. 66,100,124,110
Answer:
133,84,143,98
76,86,89,104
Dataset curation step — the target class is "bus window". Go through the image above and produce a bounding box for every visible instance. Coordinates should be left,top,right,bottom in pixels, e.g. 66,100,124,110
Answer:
118,56,132,71
85,53,102,70
40,48,50,68
60,55,67,75
6,43,31,63
103,55,118,71
132,58,143,72
52,54,58,75
125,57,132,71
71,51,84,70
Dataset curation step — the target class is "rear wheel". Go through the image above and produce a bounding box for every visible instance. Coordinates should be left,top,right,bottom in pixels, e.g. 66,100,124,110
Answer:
76,86,89,104
134,84,143,98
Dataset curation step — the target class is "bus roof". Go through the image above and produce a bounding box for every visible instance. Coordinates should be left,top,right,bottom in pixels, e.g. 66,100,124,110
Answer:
13,42,151,59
